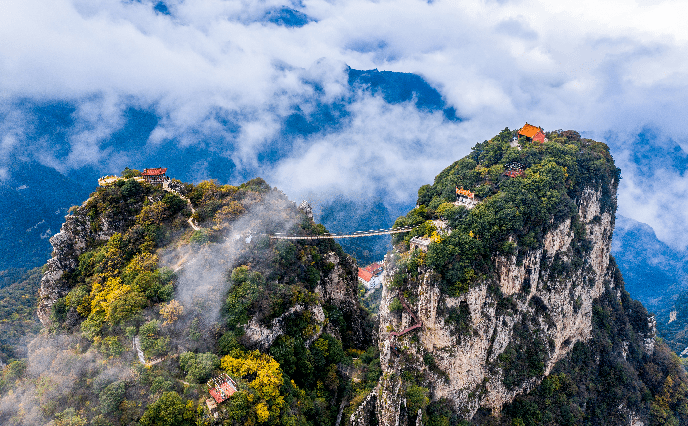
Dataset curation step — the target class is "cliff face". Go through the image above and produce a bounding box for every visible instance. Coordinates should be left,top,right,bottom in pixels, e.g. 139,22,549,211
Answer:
371,186,635,425
241,249,371,350
37,213,91,326
37,205,132,326
347,129,676,426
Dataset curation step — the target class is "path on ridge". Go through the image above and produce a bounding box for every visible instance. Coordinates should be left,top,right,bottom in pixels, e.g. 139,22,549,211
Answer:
159,179,413,238
162,181,200,231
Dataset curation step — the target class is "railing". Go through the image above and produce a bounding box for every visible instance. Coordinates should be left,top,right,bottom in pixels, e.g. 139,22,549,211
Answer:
389,292,423,338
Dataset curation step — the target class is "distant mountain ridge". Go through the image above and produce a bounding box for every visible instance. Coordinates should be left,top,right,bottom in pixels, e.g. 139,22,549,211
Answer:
612,215,688,354
0,162,91,271
612,214,688,313
0,67,455,271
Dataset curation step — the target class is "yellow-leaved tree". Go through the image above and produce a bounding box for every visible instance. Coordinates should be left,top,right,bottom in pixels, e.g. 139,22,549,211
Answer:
221,350,284,423
160,300,184,325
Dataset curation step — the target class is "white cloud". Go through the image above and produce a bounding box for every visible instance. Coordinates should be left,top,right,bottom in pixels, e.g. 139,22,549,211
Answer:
268,94,467,202
611,133,688,250
1,0,688,246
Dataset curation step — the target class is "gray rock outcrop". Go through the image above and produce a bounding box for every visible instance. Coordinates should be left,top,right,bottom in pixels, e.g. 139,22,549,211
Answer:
350,184,646,425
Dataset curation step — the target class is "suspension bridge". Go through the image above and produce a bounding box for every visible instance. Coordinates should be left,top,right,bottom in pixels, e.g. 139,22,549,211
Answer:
268,226,415,240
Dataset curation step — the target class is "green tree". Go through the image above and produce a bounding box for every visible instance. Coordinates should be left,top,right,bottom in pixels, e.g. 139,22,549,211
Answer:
121,167,141,178
225,266,264,330
162,192,187,215
99,381,126,414
54,408,87,426
121,179,142,198
179,352,220,383
139,319,169,357
140,391,194,426
405,385,429,419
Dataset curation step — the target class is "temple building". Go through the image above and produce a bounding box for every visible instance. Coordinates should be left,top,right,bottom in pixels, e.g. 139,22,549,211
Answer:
454,186,479,209
518,123,546,143
141,168,168,185
503,162,525,178
358,262,384,290
206,374,238,415
456,187,475,200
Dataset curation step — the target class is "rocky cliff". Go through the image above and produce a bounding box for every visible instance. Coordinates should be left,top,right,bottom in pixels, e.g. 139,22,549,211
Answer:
349,129,681,426
37,197,138,326
30,175,374,425
373,186,630,424
241,249,371,351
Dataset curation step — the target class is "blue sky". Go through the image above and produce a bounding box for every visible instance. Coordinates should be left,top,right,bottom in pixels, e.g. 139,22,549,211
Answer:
1,0,688,249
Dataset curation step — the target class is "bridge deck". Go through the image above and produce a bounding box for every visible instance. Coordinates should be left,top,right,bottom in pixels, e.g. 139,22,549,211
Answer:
269,226,414,240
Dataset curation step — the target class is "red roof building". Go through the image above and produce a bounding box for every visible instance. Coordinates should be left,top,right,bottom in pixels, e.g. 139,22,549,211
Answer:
456,187,475,200
364,263,383,276
358,268,373,283
518,123,546,143
209,382,236,404
141,168,168,184
503,170,524,178
208,374,238,404
359,261,384,290
141,167,167,176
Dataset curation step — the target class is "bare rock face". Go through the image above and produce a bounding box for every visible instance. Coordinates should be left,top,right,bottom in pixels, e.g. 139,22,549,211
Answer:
241,250,371,350
317,251,372,348
37,199,136,327
37,212,93,326
350,384,380,426
242,304,325,350
362,186,634,425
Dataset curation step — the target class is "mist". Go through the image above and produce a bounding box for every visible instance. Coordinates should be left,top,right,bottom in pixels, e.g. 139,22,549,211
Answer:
161,190,305,343
2,0,688,248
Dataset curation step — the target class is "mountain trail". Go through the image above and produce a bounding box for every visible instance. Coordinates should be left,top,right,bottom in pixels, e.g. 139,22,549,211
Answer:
162,180,200,231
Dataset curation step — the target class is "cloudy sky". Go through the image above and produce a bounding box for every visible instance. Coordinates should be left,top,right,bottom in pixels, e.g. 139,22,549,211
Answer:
1,0,687,248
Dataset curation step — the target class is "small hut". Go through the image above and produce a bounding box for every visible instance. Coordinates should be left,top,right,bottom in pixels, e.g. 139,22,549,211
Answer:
503,162,525,178
455,187,475,201
358,262,384,290
454,187,479,209
503,170,524,178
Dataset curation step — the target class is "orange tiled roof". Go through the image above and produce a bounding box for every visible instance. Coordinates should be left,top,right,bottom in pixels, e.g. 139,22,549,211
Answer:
209,382,236,404
364,263,382,274
141,168,167,176
358,268,373,282
518,123,542,138
504,170,524,178
456,187,474,199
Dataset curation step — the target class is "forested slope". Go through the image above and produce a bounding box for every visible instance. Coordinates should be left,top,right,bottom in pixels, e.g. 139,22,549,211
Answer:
1,174,377,425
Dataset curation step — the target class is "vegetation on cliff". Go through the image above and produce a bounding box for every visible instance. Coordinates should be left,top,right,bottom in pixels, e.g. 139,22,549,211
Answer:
377,129,688,426
478,264,688,426
393,129,619,296
0,268,41,365
0,172,376,426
